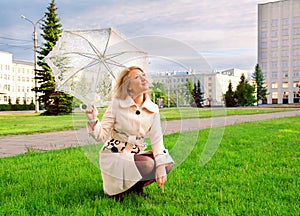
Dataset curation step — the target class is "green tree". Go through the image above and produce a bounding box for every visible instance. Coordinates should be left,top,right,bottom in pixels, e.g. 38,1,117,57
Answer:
235,73,256,106
37,0,73,115
185,78,193,105
151,81,167,106
252,64,268,106
192,80,204,107
224,80,237,107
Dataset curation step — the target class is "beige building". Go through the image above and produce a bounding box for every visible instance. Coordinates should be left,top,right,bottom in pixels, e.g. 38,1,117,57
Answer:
258,0,300,104
0,51,35,104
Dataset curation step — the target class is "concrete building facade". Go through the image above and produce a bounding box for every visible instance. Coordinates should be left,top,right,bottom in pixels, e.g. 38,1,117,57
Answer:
0,51,35,105
258,0,300,104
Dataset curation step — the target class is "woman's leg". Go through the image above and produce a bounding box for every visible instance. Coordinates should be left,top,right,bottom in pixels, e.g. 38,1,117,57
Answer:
134,152,155,181
130,152,156,198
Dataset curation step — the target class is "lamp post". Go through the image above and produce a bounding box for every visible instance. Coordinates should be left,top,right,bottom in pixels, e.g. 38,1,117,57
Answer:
21,15,44,113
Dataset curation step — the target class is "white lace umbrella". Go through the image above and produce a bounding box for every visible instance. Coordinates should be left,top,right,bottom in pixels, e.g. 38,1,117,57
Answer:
44,27,147,106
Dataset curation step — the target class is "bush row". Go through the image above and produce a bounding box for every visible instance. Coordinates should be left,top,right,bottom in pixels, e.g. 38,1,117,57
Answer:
0,104,35,111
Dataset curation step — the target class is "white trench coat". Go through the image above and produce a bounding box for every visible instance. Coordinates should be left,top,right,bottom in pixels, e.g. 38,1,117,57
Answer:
88,95,174,195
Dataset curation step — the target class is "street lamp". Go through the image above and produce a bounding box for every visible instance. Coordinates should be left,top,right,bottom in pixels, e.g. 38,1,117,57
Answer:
21,15,44,113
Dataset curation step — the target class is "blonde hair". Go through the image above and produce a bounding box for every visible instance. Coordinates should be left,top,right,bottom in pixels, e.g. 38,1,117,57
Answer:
112,66,145,100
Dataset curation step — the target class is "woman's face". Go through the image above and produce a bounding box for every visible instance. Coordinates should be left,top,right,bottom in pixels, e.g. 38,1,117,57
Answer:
128,68,149,96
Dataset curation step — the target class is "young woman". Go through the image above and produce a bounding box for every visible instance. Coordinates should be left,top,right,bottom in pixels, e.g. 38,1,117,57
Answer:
86,66,174,201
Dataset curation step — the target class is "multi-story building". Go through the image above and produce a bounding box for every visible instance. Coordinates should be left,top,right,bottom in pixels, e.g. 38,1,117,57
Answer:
150,68,246,106
0,51,35,104
258,0,300,104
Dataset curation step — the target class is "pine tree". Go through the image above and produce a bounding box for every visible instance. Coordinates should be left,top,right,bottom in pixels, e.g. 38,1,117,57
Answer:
235,73,256,106
252,64,268,106
192,80,204,107
224,80,237,107
37,0,73,115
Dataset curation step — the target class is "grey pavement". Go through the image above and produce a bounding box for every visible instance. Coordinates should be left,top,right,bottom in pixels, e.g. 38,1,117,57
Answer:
0,110,300,158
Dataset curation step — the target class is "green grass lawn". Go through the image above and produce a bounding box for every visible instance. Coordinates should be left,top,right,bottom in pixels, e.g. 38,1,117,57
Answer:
0,116,299,215
0,107,298,136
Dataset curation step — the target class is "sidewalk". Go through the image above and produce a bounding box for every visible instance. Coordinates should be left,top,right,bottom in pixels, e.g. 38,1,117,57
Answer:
1,110,300,158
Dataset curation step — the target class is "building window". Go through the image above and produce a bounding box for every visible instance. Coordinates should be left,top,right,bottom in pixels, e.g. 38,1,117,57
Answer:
261,51,267,58
272,82,278,88
272,51,278,58
282,18,289,25
293,38,300,45
263,72,267,78
282,50,289,57
271,41,278,47
282,82,289,88
272,19,278,27
282,60,288,67
293,28,300,35
261,32,267,38
293,16,300,24
272,92,278,99
294,49,300,56
282,29,289,36
271,62,277,68
283,92,289,98
261,20,268,28
282,40,289,46
283,71,289,78
260,42,267,48
293,71,300,77
293,60,300,67
271,31,277,37
293,81,300,88
261,62,267,68
272,72,278,78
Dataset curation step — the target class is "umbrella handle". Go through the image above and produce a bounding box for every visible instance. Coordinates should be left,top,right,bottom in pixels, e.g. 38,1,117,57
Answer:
79,104,88,111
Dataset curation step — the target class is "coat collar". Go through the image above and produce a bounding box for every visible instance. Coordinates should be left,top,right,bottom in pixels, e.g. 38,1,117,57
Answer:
119,95,158,113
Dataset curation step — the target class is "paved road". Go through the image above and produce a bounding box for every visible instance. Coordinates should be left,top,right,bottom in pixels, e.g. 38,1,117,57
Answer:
0,110,299,158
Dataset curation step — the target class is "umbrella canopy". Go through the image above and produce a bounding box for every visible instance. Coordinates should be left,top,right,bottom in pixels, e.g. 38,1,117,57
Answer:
44,27,147,106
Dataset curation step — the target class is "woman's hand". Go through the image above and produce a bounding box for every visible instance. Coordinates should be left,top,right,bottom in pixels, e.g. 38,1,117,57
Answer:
85,104,98,121
156,165,167,191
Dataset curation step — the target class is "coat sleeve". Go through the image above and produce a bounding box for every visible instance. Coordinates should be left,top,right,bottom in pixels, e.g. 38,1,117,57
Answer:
87,101,115,142
148,112,174,167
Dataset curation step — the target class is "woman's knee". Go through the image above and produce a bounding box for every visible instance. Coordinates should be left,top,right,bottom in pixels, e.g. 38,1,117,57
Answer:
134,155,155,175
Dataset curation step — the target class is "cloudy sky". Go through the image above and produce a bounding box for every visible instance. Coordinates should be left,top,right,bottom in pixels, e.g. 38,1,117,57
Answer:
0,0,277,72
